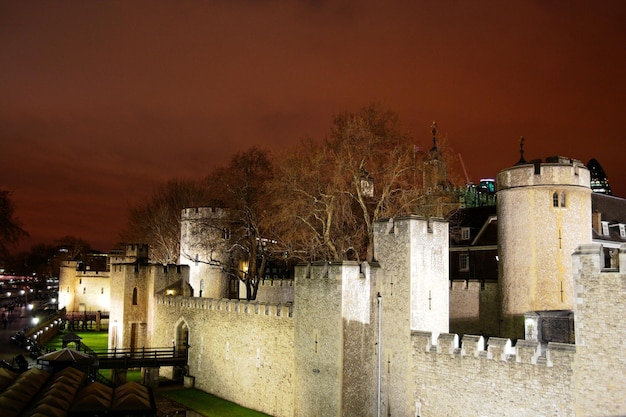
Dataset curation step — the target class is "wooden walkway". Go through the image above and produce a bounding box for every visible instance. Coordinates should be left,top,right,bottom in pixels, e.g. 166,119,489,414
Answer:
91,346,188,369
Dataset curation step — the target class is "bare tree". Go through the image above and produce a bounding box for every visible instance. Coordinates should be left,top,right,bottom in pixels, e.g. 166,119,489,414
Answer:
0,190,28,262
120,178,213,264
266,103,424,262
179,147,274,300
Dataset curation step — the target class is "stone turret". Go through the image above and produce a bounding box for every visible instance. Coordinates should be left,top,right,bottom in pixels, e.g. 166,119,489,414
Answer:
497,156,591,338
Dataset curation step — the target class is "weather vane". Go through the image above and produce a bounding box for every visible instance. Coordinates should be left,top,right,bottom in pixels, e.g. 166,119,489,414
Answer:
517,136,527,165
430,121,438,150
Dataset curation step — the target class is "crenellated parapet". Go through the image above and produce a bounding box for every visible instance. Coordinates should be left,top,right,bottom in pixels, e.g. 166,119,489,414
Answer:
412,330,576,367
181,206,231,220
155,295,293,318
258,279,293,288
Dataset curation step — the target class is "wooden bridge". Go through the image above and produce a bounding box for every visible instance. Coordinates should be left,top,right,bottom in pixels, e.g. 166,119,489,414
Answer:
89,346,188,369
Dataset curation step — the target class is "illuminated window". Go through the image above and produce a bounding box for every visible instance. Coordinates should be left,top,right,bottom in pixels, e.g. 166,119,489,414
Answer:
461,227,470,240
132,287,138,305
602,221,609,236
620,224,626,239
459,254,470,272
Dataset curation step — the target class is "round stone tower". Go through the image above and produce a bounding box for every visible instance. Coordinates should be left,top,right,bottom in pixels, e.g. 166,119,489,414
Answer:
497,155,591,338
179,207,234,299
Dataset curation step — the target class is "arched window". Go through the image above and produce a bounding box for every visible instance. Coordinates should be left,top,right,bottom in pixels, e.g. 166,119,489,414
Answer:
560,192,566,207
552,192,559,207
132,287,138,305
199,279,205,298
83,287,86,294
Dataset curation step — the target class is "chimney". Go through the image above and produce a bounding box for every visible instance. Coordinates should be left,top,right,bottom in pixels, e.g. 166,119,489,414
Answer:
592,211,602,234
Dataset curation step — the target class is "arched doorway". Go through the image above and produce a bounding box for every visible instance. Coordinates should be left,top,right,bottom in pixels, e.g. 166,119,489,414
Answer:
175,320,189,356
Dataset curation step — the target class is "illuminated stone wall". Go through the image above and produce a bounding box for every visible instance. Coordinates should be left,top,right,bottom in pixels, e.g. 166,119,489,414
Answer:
449,279,500,336
58,261,110,313
152,296,295,417
497,157,591,338
179,207,233,299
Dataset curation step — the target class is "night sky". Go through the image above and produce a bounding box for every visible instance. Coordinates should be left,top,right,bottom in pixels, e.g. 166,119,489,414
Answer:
2,1,625,252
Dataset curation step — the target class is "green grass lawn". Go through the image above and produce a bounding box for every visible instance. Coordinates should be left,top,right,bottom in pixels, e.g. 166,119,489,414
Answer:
158,388,271,417
45,330,109,351
45,331,266,416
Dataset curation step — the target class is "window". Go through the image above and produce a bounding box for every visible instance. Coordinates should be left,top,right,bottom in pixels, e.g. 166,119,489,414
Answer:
461,227,471,241
101,288,104,294
132,287,138,305
223,228,231,239
619,224,626,239
560,192,566,207
83,287,86,294
552,192,559,207
459,254,470,272
602,221,609,236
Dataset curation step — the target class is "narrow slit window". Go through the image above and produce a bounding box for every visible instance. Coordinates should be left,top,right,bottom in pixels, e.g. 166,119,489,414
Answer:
552,192,559,207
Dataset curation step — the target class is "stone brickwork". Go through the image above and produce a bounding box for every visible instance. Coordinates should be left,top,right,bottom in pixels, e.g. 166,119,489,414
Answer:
152,296,295,417
572,243,626,416
179,207,234,299
245,279,294,304
497,157,591,338
372,215,449,417
449,280,500,336
411,331,576,417
107,212,626,417
58,261,110,312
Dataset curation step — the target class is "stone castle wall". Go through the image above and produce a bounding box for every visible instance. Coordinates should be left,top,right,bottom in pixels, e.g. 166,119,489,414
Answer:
152,296,295,417
410,243,626,416
244,279,294,304
411,332,576,416
572,244,626,416
179,207,234,299
449,279,500,336
58,262,111,313
497,159,591,338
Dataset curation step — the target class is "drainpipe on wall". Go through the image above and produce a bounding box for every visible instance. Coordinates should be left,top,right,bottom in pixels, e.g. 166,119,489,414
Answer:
377,292,382,417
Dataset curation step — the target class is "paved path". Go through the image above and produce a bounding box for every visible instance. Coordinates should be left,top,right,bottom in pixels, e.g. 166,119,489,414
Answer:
0,306,38,368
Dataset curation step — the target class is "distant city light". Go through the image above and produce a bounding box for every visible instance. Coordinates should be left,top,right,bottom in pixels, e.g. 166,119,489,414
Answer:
32,317,39,325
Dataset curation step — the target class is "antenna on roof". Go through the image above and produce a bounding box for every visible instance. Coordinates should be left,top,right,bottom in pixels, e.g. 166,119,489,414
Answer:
516,136,527,165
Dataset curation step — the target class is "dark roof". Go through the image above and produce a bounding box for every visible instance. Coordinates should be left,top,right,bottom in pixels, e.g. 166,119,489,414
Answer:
591,193,626,243
0,366,156,417
447,206,497,246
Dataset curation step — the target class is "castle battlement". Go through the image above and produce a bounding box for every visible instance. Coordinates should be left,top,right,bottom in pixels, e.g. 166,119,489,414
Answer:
412,330,576,367
181,206,230,220
297,261,361,281
573,243,626,274
449,279,494,290
258,278,293,288
155,295,293,318
497,156,589,190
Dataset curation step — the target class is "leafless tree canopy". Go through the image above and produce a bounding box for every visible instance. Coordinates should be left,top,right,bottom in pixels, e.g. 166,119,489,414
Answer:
0,190,28,261
121,104,459,296
119,178,215,264
266,103,426,262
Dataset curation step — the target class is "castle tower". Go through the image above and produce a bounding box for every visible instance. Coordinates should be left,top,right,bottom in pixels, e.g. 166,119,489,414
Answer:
179,207,235,299
422,121,448,194
373,215,449,417
497,155,591,338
